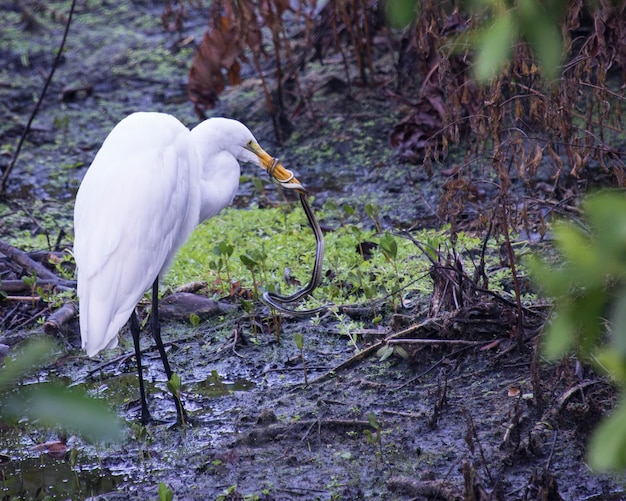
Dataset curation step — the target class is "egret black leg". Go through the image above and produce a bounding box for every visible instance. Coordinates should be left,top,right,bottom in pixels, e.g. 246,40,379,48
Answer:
150,278,185,424
130,310,152,425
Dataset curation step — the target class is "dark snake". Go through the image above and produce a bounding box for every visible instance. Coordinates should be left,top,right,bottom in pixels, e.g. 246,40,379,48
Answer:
261,160,327,317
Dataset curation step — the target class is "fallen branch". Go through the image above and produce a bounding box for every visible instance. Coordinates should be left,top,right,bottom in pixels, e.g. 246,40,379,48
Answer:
43,303,78,335
387,475,461,501
0,240,75,289
0,279,71,293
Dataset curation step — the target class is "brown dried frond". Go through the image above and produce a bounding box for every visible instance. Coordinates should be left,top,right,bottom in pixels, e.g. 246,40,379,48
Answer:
162,0,187,33
187,0,266,117
312,0,381,85
391,6,477,164
391,0,624,197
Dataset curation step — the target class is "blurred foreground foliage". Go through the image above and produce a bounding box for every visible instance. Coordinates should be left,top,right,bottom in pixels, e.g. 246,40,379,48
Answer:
0,338,123,444
529,191,626,471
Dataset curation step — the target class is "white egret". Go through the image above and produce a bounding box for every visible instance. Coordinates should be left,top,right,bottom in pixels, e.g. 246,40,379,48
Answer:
74,112,304,424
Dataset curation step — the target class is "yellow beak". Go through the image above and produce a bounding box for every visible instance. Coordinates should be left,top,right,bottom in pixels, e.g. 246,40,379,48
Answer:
247,142,307,194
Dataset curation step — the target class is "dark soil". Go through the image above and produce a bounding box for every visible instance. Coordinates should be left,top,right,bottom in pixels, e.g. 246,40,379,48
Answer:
1,1,624,500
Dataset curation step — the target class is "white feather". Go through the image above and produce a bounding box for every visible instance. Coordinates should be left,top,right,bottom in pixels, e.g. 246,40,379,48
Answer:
74,112,263,356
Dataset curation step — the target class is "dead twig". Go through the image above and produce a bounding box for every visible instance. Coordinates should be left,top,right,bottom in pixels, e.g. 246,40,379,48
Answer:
306,319,437,386
498,195,525,351
12,307,48,331
428,371,448,429
545,429,558,471
463,408,494,485
5,295,41,302
387,338,487,346
556,380,603,413
221,326,245,358
392,355,448,391
0,0,78,191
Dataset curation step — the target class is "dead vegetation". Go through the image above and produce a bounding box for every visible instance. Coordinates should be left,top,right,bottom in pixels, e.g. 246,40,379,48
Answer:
167,0,625,195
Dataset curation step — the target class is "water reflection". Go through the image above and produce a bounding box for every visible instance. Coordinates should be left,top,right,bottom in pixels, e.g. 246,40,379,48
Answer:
0,453,123,500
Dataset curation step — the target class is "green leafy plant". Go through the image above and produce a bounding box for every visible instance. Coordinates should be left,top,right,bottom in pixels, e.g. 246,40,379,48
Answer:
336,315,363,353
379,232,401,309
166,372,185,428
168,204,511,322
21,271,38,306
212,240,235,288
240,252,260,299
364,202,382,233
189,312,200,327
54,114,70,148
157,482,174,501
130,422,153,464
216,484,239,501
364,412,383,465
69,448,82,498
294,332,307,385
49,252,76,280
37,287,75,311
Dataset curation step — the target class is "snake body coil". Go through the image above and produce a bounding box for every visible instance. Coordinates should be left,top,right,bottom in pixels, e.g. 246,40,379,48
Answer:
261,187,327,317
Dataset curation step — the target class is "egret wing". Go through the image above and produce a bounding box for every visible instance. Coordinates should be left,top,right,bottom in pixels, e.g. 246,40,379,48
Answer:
74,114,198,356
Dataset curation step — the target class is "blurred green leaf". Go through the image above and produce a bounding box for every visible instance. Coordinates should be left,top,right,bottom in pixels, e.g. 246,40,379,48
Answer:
518,0,562,80
551,223,594,271
2,383,122,443
588,399,626,471
595,350,626,385
474,10,517,81
530,191,626,472
385,0,418,29
611,290,626,358
541,306,575,359
0,338,55,388
0,338,122,443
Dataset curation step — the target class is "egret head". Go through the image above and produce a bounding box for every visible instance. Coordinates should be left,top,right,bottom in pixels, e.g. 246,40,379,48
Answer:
244,140,307,194
195,117,307,194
